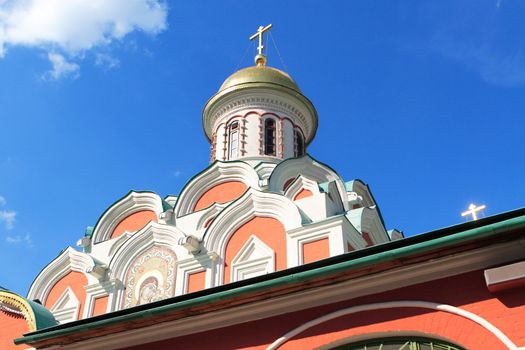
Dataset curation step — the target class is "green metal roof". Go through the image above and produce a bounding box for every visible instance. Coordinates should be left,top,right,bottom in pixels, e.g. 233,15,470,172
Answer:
0,288,58,330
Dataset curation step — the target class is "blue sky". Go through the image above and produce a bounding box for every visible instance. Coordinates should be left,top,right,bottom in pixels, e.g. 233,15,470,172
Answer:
0,1,524,296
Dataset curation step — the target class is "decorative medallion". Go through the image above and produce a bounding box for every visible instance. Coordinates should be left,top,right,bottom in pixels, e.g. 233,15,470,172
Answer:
123,246,176,308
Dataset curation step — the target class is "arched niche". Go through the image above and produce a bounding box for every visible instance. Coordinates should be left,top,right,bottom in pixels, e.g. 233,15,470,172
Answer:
174,161,261,217
108,222,187,310
91,191,164,244
268,155,348,211
202,188,302,285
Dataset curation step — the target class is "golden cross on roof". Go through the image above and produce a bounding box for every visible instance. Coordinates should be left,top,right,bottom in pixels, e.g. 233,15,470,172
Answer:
249,24,272,66
461,203,486,221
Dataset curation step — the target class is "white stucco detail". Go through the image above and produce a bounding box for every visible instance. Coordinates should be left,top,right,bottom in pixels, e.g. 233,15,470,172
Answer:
174,161,260,217
91,191,164,244
50,287,80,324
231,235,275,282
266,300,522,350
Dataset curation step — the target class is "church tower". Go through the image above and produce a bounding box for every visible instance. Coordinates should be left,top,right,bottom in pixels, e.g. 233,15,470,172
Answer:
203,25,317,163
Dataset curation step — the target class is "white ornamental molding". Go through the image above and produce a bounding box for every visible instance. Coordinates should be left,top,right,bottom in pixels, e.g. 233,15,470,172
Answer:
91,191,164,244
266,301,524,350
346,207,390,245
203,188,303,255
194,202,228,231
84,279,120,317
174,161,261,217
344,180,377,208
206,90,316,143
231,235,276,283
28,247,99,304
268,155,348,211
176,253,216,296
49,287,80,324
254,161,278,182
108,222,187,283
283,175,321,201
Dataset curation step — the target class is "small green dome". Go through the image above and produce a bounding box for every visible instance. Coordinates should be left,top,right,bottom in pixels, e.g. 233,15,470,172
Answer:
218,66,301,93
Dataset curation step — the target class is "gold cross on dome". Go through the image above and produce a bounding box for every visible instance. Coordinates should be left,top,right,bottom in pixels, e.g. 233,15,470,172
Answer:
461,203,486,221
250,24,272,65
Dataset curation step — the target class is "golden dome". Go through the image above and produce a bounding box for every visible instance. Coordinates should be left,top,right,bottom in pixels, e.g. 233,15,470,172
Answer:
218,65,301,93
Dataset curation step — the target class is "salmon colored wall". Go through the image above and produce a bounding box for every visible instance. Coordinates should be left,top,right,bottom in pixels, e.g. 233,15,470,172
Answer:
92,296,109,317
45,271,88,320
302,238,329,264
123,270,525,350
0,312,30,350
293,189,313,201
194,181,247,212
111,210,158,239
224,217,286,284
187,271,206,294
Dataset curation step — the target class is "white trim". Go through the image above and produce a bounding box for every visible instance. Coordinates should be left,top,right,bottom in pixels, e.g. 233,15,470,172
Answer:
268,155,348,211
91,192,164,244
345,180,376,208
254,162,277,182
231,235,275,282
174,161,261,217
287,216,355,267
50,287,80,324
346,207,390,245
204,90,316,145
194,203,228,231
283,175,320,201
177,253,215,295
84,280,119,316
108,222,187,309
266,300,521,350
28,247,96,304
203,188,302,286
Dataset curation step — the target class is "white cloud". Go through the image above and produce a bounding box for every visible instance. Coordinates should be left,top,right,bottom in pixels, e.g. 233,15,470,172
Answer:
0,210,16,230
173,170,182,177
0,195,5,206
95,53,120,70
0,0,167,77
46,52,79,80
5,233,32,247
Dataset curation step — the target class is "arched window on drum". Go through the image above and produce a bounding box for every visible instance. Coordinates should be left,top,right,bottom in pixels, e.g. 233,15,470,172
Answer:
294,129,305,157
228,121,240,160
264,118,276,156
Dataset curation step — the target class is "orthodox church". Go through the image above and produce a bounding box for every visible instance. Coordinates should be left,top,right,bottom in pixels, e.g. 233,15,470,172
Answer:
2,26,525,350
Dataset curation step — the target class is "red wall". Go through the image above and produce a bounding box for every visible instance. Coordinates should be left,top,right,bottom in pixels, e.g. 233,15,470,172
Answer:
45,271,88,320
0,311,30,350
123,269,525,350
224,217,287,284
111,210,158,239
194,181,247,212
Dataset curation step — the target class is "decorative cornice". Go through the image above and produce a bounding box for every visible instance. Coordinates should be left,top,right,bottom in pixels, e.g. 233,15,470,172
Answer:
28,247,100,304
91,191,164,244
203,188,302,256
204,90,317,145
0,290,37,331
174,161,261,218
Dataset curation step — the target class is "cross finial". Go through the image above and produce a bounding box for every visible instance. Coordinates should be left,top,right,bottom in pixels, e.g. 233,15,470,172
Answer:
461,203,486,221
249,24,272,66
